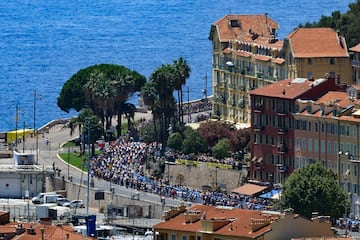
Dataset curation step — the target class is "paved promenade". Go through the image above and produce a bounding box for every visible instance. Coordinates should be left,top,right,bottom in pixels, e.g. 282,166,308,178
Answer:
18,110,182,227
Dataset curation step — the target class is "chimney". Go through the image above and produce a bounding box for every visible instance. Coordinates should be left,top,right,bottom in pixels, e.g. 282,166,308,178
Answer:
40,228,45,240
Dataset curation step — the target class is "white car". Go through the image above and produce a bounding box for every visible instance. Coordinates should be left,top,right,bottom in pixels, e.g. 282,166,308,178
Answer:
57,197,70,206
63,200,84,208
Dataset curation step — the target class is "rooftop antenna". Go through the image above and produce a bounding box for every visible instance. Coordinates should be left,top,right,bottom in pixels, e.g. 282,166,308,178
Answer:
265,12,268,26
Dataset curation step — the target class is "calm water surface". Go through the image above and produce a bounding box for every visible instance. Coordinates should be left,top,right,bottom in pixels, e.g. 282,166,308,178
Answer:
0,0,355,131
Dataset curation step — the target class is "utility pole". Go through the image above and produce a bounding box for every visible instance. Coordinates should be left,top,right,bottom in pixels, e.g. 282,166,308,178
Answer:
34,90,41,164
86,118,91,216
187,86,190,123
15,104,18,149
22,120,25,153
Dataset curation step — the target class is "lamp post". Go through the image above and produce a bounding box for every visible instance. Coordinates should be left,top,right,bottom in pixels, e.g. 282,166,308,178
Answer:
15,104,18,149
215,166,219,191
33,90,41,165
22,120,25,153
67,147,70,180
345,169,350,238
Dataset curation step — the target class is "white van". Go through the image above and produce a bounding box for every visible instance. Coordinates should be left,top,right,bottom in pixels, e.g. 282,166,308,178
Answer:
43,194,63,204
31,192,57,204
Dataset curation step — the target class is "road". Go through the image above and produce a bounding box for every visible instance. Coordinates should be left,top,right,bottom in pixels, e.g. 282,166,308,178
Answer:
23,113,187,217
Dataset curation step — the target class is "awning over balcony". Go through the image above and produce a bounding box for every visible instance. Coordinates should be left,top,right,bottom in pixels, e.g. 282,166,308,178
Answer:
232,183,268,196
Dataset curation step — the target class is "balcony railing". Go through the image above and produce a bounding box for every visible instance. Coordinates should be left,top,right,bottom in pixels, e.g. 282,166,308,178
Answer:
277,145,288,153
351,60,360,68
253,125,264,132
277,127,287,135
254,103,264,112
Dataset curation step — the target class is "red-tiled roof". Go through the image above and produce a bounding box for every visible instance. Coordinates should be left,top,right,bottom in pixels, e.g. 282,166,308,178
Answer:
286,28,349,58
211,14,283,49
350,43,360,52
250,78,327,99
154,204,277,238
253,54,271,61
0,222,93,240
315,91,352,108
273,58,285,64
235,51,251,57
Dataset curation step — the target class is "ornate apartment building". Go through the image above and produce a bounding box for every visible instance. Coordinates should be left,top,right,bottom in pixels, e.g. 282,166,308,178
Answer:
293,85,360,216
208,14,286,124
209,15,352,125
249,77,343,184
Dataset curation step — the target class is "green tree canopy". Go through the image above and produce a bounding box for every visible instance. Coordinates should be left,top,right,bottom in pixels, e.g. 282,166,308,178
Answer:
58,64,145,113
58,64,146,136
212,138,231,160
280,162,348,220
167,132,183,152
182,126,208,155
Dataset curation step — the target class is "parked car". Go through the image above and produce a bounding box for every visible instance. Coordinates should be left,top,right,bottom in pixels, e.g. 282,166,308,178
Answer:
57,197,70,206
63,200,84,208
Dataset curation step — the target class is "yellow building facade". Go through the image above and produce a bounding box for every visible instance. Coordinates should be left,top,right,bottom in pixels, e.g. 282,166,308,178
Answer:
284,28,352,84
209,14,286,124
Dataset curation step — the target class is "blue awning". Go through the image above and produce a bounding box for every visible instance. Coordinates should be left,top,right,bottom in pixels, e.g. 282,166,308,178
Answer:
260,189,281,199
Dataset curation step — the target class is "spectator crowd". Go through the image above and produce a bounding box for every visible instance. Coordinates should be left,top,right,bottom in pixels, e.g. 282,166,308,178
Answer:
90,137,274,211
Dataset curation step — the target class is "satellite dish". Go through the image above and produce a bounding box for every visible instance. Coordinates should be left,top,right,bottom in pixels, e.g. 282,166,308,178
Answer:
226,61,234,67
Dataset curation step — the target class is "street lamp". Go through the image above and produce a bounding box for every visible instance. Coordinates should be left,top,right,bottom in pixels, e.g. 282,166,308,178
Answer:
67,147,70,180
33,90,41,165
345,169,350,238
15,104,18,149
215,166,219,191
22,120,25,153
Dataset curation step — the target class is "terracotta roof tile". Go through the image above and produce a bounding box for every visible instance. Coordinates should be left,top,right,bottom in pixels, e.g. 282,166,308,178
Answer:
213,14,279,42
250,78,328,99
235,51,251,57
350,43,360,52
315,91,352,108
154,204,278,238
273,58,285,64
253,54,271,61
0,222,95,240
286,28,349,58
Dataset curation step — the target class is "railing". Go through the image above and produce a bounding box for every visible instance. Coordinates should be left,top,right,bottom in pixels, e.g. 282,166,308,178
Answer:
277,127,287,135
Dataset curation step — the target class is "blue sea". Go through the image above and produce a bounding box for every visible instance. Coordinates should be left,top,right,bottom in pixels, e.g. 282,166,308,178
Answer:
0,0,355,132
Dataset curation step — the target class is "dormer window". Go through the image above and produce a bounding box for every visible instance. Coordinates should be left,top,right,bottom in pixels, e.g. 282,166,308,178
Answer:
230,19,240,27
307,104,312,114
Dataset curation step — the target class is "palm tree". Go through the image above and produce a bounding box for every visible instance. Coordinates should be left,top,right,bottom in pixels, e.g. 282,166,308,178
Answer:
173,57,191,124
112,73,134,137
68,108,102,155
141,82,160,141
84,69,117,131
149,64,177,151
121,102,136,129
